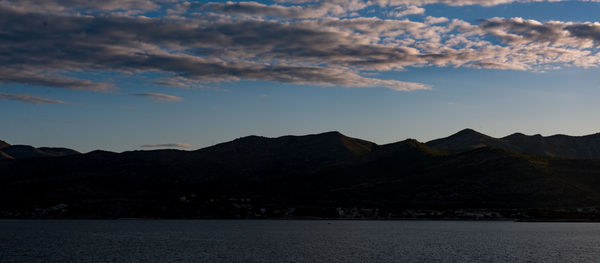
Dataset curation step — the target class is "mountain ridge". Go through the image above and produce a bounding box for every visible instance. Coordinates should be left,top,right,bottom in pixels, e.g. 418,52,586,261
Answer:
426,128,600,159
3,130,600,219
6,129,600,159
0,144,80,160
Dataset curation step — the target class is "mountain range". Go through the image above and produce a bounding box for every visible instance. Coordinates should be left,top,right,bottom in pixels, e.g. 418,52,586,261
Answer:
427,128,600,159
0,140,79,160
3,129,600,220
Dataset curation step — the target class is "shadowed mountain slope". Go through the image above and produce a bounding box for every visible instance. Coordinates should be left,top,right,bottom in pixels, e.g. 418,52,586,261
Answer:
37,147,81,157
0,140,9,149
0,145,80,160
501,132,600,158
0,151,13,160
427,129,600,159
292,146,600,210
194,131,376,170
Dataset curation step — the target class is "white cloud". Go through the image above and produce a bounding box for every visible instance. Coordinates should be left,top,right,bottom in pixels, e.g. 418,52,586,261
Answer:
425,16,449,24
387,5,425,17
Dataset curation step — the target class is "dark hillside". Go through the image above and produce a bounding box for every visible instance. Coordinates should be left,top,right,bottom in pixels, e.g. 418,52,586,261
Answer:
3,131,600,219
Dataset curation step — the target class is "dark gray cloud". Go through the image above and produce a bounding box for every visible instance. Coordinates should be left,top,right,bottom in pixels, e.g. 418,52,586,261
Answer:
134,93,183,102
197,1,369,18
198,2,330,18
565,23,600,42
479,18,568,45
0,92,67,104
153,76,207,88
0,0,159,13
477,17,600,47
0,6,429,90
0,67,115,92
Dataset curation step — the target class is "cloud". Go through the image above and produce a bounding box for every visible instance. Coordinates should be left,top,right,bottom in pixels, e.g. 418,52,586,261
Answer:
141,143,193,148
425,16,449,24
478,17,600,47
153,76,208,89
0,92,67,104
0,67,115,92
277,0,600,7
387,5,425,17
2,0,600,95
0,0,159,13
0,7,432,91
134,93,183,102
197,1,365,18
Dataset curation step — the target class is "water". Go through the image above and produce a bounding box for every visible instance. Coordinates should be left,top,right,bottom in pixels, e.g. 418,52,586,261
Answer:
1,220,600,262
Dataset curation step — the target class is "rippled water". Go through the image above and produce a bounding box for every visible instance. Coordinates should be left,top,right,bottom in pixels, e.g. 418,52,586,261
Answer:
1,220,600,262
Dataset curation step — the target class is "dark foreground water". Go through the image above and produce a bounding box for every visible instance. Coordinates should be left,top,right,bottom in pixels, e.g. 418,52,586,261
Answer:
1,220,600,262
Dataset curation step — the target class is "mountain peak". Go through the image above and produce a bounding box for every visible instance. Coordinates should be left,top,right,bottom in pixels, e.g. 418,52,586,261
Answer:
426,128,499,153
289,131,346,139
426,129,600,159
233,134,267,141
453,128,487,137
430,128,492,143
320,131,343,136
504,132,527,139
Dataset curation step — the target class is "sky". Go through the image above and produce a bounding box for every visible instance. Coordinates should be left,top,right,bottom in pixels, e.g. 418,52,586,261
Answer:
2,0,600,152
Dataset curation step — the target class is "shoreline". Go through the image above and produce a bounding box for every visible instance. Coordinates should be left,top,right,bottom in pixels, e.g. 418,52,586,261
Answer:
2,217,600,222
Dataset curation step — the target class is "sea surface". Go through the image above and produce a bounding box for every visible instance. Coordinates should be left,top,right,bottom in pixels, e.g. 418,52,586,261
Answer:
1,220,600,262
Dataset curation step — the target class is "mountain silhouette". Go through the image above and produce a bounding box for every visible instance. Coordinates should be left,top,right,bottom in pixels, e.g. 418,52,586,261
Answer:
426,128,600,158
426,128,506,152
3,130,600,220
0,142,80,160
194,131,376,173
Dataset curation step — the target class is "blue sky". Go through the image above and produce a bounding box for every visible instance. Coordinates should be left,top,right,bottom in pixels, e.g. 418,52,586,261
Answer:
2,0,600,152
